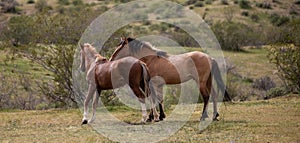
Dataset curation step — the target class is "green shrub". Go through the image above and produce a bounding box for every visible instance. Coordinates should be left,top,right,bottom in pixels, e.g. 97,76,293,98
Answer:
266,18,300,46
58,0,70,5
194,1,204,7
272,0,280,4
256,2,272,9
221,0,229,5
267,45,300,93
252,76,275,91
27,0,35,4
239,0,251,9
269,13,290,26
289,9,298,15
36,103,48,110
72,0,83,6
185,0,197,5
241,11,249,17
212,21,255,51
265,87,287,99
0,0,20,13
205,0,212,5
251,13,260,22
35,0,52,12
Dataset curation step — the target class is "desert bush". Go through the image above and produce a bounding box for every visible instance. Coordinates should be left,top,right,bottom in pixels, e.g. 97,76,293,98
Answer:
1,8,100,107
265,87,287,99
27,0,34,4
267,44,300,93
269,13,290,26
0,0,20,13
289,8,298,16
35,0,52,12
212,21,256,51
185,0,197,5
221,0,229,5
266,18,300,45
27,44,77,107
72,0,83,6
250,13,259,22
0,67,46,109
256,2,272,9
224,7,235,22
239,0,251,9
2,15,35,45
241,11,249,17
252,76,275,91
205,0,212,4
58,0,69,5
195,1,204,7
272,0,280,4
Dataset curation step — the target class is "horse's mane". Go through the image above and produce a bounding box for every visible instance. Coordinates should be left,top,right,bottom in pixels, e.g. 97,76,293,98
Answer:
127,38,167,57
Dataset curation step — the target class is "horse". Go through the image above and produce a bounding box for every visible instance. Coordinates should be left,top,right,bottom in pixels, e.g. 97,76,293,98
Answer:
79,43,159,124
109,37,231,121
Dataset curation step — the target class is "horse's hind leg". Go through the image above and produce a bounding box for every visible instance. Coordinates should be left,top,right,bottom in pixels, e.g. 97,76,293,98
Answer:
89,89,100,123
211,88,219,121
138,97,147,123
200,82,210,121
154,84,165,120
82,84,96,124
131,85,148,122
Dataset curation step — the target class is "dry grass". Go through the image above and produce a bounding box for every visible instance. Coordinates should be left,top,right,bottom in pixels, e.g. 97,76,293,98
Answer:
0,95,299,143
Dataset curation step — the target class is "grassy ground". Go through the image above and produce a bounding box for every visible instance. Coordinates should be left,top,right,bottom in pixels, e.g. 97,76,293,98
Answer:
0,94,299,143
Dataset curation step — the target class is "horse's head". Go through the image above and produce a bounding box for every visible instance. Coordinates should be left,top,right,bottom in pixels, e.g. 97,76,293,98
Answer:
109,37,130,61
95,54,107,64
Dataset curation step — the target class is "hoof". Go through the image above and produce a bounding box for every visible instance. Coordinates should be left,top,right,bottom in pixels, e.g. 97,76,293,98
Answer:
82,120,88,125
148,115,154,121
159,116,164,121
213,112,219,121
154,118,160,122
146,118,152,122
200,116,208,121
160,113,166,119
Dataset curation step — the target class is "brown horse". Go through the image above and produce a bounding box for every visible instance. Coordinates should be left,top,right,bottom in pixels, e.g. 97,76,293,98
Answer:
79,43,159,124
109,37,231,121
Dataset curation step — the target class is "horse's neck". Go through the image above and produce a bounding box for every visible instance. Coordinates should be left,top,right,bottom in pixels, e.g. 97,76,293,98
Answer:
85,51,97,72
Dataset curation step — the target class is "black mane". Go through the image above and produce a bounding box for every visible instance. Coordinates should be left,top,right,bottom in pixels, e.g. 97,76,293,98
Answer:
125,37,167,57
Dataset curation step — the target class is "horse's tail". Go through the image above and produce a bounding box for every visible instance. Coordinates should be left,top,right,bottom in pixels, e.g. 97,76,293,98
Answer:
211,59,231,102
140,62,151,98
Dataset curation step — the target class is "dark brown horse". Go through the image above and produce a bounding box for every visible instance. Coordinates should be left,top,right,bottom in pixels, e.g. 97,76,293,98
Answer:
109,37,231,121
80,43,159,124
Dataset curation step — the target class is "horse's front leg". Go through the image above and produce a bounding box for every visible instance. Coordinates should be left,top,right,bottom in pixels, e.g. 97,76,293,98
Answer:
89,89,100,123
82,84,96,124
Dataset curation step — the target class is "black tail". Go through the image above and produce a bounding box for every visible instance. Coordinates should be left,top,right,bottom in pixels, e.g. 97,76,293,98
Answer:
211,59,231,102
